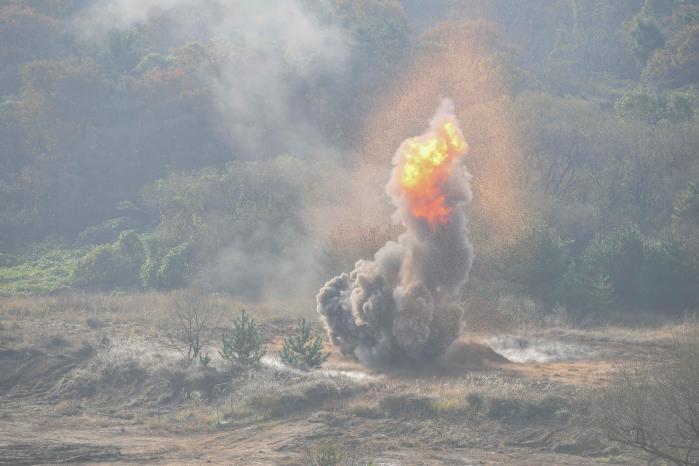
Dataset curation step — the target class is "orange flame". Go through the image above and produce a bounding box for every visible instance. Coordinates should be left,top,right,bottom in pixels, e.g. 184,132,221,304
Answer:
398,120,467,227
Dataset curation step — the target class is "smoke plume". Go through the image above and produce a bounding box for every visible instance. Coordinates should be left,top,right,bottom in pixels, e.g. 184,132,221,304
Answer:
317,99,473,367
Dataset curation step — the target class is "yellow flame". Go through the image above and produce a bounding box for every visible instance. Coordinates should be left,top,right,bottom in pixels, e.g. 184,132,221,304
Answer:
398,119,467,227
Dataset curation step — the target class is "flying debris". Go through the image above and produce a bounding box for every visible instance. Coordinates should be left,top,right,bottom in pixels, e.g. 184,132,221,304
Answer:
317,99,473,367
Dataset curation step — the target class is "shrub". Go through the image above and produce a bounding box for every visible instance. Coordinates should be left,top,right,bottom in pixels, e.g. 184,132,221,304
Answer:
72,230,145,289
581,225,645,307
348,401,384,419
75,216,136,246
637,236,699,312
219,309,266,368
673,179,699,227
157,242,192,290
503,224,572,308
555,266,614,313
303,440,372,466
0,252,18,267
466,392,483,414
486,395,568,422
139,255,161,289
597,323,699,465
280,318,329,371
72,245,115,287
379,394,435,418
114,230,146,280
164,290,218,361
305,440,342,466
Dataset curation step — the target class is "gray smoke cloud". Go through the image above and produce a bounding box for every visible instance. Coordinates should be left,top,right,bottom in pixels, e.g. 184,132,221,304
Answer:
317,99,474,367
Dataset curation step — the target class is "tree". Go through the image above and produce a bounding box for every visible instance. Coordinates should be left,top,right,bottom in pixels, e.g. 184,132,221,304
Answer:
280,318,329,371
628,15,665,65
164,291,217,361
219,310,266,368
643,24,699,88
598,323,699,465
72,230,146,289
503,223,572,308
581,225,645,307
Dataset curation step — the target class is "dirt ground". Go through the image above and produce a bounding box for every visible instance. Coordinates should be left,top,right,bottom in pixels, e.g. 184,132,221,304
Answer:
0,293,675,465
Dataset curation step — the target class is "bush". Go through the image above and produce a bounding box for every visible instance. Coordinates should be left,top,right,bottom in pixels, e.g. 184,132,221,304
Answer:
164,290,218,360
379,395,435,418
219,310,266,368
637,236,699,312
555,267,614,312
673,179,699,227
139,255,161,289
303,440,372,466
598,323,699,465
157,242,192,290
72,230,145,289
75,216,137,246
304,440,342,466
486,395,569,422
503,224,572,308
280,318,329,371
581,225,645,307
0,252,18,267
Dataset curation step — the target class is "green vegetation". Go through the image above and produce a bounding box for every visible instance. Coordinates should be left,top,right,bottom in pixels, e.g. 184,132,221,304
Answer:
0,0,697,316
72,231,145,289
219,310,266,369
303,440,373,466
0,246,85,295
598,323,699,465
280,319,329,371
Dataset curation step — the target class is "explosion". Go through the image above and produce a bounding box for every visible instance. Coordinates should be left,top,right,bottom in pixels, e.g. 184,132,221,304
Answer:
396,119,467,227
317,99,473,367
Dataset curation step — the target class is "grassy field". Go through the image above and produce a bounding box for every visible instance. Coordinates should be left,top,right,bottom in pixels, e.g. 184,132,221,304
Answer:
1,291,689,465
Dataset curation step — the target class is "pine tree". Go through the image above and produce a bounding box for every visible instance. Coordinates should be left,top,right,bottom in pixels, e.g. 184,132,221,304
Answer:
219,310,266,368
280,318,329,371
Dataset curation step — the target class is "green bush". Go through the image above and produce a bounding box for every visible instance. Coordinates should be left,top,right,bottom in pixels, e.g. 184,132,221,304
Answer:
303,440,373,466
555,267,614,312
75,216,137,246
638,236,699,312
219,310,266,368
72,230,145,289
581,225,645,307
280,318,329,371
303,440,343,466
673,179,699,227
157,242,192,290
504,224,572,308
0,252,19,267
139,256,161,289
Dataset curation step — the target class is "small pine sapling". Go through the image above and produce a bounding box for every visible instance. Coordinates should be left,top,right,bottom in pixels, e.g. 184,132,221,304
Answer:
198,353,211,367
280,318,329,371
219,309,266,368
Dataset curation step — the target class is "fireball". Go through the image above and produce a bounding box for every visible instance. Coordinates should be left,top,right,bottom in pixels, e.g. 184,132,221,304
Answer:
397,119,468,227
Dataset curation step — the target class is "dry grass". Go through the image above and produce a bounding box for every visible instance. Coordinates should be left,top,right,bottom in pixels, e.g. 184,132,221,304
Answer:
0,291,316,352
0,291,312,325
0,292,686,465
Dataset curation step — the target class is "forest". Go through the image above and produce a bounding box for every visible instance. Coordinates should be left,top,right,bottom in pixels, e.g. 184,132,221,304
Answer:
1,0,698,315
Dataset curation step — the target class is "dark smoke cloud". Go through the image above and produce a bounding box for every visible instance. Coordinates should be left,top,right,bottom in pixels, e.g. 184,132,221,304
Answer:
316,99,473,367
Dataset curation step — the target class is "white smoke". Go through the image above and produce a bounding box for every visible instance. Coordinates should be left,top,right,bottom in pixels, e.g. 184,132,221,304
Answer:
317,100,474,367
485,336,592,363
71,0,349,301
71,0,349,157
